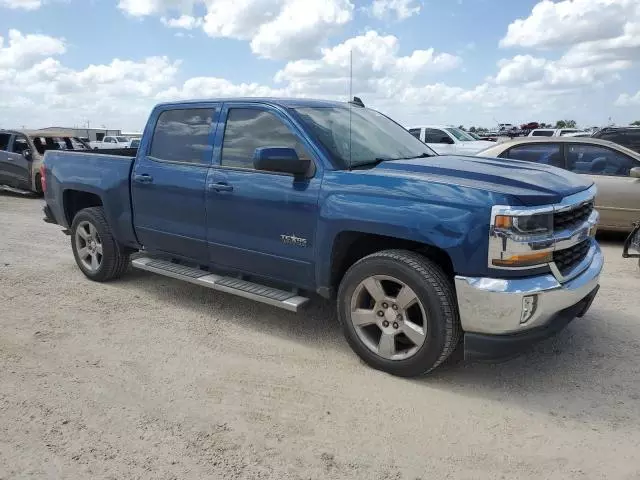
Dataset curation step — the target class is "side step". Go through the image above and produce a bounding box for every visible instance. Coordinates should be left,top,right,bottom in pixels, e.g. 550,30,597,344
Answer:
131,257,309,312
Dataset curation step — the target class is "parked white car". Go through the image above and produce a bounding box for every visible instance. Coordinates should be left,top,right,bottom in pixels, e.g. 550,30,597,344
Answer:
408,125,495,155
528,128,585,138
89,136,131,150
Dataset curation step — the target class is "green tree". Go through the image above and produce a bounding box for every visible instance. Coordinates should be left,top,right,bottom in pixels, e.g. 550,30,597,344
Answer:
469,126,477,133
631,120,640,126
458,125,465,131
555,120,577,129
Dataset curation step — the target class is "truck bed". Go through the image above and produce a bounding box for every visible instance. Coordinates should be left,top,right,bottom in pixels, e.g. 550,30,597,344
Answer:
43,150,138,247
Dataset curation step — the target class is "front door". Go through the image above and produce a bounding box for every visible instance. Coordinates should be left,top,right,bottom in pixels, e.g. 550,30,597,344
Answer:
206,104,322,288
566,143,640,229
131,105,220,262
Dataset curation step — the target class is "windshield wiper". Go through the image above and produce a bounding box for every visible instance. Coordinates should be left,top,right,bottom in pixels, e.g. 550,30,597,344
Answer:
373,152,433,163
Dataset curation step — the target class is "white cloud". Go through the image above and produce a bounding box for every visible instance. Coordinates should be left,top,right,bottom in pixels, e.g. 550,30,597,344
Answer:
500,0,637,49
275,30,461,96
161,14,202,29
118,0,354,60
369,0,421,20
0,0,41,9
0,29,65,69
156,77,284,101
0,30,179,129
615,91,640,107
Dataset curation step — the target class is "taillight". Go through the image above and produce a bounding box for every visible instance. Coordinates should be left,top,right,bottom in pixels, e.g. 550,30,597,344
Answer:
40,164,46,193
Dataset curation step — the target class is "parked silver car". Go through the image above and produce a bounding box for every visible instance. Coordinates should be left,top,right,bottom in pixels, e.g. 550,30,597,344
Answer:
477,137,640,232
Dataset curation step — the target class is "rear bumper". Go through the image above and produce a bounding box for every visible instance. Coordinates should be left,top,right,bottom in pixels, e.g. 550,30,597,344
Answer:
454,241,603,360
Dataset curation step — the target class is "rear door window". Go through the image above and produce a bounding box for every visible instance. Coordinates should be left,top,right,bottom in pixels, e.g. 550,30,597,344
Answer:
0,133,10,151
149,108,215,164
566,144,637,176
423,128,449,143
11,135,29,155
502,143,564,167
408,128,421,139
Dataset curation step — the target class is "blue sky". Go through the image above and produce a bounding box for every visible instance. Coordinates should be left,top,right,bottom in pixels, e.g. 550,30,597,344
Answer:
1,0,639,130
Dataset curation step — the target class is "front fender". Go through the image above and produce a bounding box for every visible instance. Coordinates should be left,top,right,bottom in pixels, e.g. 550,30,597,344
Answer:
315,191,492,289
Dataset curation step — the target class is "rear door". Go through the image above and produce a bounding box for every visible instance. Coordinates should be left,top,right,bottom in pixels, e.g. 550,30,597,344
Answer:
0,133,11,186
205,103,322,287
565,143,640,230
131,105,220,262
5,134,31,189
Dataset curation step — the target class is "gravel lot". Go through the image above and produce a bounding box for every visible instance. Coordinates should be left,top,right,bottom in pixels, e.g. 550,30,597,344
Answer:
1,190,640,480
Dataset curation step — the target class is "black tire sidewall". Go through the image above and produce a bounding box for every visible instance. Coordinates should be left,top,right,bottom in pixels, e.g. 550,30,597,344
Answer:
70,208,117,281
338,254,452,377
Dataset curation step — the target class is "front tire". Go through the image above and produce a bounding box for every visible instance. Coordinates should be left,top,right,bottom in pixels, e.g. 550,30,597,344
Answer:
70,207,130,282
337,249,461,377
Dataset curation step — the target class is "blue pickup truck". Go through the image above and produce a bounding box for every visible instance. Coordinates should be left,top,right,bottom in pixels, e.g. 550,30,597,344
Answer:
42,98,603,376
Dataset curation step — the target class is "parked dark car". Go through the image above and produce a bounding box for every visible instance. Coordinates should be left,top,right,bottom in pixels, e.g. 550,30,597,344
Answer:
591,127,640,154
0,129,90,194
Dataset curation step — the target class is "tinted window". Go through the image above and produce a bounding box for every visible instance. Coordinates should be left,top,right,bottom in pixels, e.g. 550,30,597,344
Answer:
150,108,215,164
424,128,448,143
0,133,10,151
221,109,309,169
625,130,640,153
595,131,625,144
504,143,564,167
531,130,554,137
11,135,29,154
567,144,637,176
408,128,421,139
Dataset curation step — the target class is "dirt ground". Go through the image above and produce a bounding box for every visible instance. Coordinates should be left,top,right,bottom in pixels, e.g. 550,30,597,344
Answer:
1,190,640,480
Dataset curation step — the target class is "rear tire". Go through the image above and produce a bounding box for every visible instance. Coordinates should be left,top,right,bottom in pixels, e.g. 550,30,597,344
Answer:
70,207,130,282
34,173,43,196
337,249,461,377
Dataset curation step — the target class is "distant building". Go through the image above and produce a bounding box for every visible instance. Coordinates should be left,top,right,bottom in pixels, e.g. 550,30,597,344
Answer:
36,126,124,142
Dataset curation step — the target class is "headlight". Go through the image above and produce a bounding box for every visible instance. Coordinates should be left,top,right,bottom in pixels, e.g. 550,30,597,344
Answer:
494,213,553,235
490,212,554,269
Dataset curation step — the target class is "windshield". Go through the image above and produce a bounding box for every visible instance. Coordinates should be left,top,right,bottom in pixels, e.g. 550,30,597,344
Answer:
116,136,129,142
294,106,435,168
445,127,475,142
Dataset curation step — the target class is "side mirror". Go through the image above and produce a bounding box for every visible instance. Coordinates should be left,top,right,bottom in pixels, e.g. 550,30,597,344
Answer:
439,136,454,144
631,167,640,178
22,149,32,160
253,147,310,176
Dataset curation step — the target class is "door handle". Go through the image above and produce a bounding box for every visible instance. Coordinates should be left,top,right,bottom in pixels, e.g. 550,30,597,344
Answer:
134,174,153,183
208,182,233,192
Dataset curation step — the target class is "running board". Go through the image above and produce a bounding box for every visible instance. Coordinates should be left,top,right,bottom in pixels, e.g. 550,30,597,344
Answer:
131,257,309,312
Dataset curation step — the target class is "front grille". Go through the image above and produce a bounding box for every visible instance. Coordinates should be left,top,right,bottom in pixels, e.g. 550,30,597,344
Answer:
553,239,591,274
554,201,594,230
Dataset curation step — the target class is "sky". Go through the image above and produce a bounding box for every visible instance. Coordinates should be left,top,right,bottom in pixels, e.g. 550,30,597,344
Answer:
0,0,639,131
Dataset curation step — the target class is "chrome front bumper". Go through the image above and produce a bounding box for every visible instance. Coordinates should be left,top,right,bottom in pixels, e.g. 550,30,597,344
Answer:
454,241,603,335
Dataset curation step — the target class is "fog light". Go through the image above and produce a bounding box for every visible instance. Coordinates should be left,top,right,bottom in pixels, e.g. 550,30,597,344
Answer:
521,295,538,324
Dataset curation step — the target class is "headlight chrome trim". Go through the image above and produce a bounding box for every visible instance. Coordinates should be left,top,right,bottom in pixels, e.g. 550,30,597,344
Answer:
489,185,598,281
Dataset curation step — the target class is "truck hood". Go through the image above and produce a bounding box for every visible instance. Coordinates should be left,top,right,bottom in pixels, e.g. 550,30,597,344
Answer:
373,155,593,206
455,140,495,153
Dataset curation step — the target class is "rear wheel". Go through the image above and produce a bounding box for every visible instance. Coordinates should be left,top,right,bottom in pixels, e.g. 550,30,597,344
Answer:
34,173,43,196
337,249,461,377
70,207,130,282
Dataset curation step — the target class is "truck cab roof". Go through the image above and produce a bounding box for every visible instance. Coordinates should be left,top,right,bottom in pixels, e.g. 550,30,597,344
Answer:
155,97,348,109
